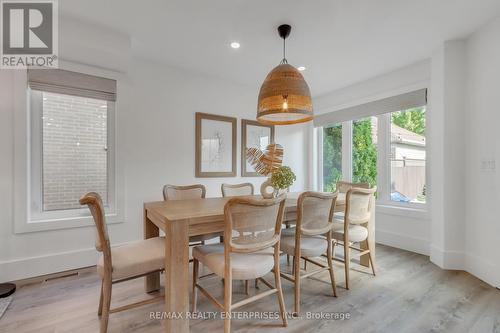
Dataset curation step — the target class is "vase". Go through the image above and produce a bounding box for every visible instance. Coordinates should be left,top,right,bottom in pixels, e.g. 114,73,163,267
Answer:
260,178,275,199
260,178,287,199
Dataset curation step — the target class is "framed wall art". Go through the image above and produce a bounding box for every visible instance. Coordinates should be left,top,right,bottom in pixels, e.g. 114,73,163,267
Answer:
195,112,237,177
241,119,275,177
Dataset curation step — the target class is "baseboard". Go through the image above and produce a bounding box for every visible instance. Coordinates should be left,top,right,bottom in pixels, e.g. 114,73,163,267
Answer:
375,229,429,255
13,266,96,287
0,247,98,282
429,246,465,270
465,253,500,288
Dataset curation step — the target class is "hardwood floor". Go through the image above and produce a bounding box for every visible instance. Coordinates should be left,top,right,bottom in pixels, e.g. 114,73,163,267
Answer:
1,244,499,333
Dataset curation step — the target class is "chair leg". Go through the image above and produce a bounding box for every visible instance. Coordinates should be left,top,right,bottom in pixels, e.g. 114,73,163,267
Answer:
344,241,350,290
98,280,104,316
244,280,249,295
293,255,301,315
273,252,288,327
100,275,112,333
326,239,338,297
192,258,199,313
303,259,307,271
286,223,291,266
365,239,376,276
223,272,232,333
254,279,259,289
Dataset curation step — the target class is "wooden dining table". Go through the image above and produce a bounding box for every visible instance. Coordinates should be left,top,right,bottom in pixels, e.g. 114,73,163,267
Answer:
143,192,375,333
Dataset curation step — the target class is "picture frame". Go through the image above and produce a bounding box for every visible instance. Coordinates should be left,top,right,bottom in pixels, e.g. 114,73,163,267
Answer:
195,112,237,177
241,119,275,177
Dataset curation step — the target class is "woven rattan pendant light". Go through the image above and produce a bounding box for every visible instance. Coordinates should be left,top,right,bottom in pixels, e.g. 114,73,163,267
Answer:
257,24,313,125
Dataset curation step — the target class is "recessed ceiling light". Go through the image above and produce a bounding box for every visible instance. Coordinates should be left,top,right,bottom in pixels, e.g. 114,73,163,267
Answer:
297,66,306,71
230,42,240,49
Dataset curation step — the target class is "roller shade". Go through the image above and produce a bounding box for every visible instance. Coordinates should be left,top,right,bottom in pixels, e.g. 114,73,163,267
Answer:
28,68,117,101
314,88,427,127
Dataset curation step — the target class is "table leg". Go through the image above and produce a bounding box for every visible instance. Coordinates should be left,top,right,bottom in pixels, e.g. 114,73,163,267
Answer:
359,198,376,267
165,220,190,333
144,205,160,293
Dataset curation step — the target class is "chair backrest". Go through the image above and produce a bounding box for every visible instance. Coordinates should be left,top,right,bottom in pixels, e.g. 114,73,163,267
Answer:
224,196,286,253
336,180,370,193
345,187,377,225
79,192,111,255
221,183,254,197
296,191,338,237
163,184,206,201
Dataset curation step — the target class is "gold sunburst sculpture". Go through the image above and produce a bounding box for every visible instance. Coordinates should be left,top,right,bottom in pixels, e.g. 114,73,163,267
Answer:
245,143,284,177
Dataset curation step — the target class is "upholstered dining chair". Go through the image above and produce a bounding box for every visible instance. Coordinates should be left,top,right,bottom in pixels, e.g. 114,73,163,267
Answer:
279,191,338,315
333,181,371,222
336,180,370,193
221,182,255,294
221,182,254,197
192,196,288,333
332,187,377,290
80,192,165,333
163,184,223,244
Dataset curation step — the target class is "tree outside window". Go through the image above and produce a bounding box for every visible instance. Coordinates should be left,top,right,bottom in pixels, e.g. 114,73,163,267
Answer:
352,117,377,188
323,124,342,192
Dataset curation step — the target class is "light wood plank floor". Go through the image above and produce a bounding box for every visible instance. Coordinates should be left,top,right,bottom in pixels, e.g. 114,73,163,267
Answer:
1,244,499,333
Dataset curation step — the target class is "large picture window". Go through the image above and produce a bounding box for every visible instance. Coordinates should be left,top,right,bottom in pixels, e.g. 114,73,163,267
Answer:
41,92,109,211
317,89,427,209
25,68,119,230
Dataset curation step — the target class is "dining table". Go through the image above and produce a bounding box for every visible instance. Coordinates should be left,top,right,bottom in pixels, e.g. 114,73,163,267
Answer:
143,192,375,333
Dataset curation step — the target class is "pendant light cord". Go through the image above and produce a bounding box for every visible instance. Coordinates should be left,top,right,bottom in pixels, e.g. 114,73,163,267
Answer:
281,37,288,64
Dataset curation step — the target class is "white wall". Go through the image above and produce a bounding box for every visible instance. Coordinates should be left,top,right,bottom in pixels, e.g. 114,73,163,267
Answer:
464,17,500,287
313,61,432,256
0,20,309,281
428,40,467,269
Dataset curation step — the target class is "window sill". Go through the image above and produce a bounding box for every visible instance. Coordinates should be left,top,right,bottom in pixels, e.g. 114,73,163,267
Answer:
15,212,124,234
376,202,429,220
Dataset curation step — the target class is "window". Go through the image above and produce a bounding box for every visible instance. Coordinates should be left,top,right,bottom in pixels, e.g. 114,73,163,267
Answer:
323,124,342,191
23,68,120,230
390,107,426,203
352,117,377,187
41,92,108,211
315,89,427,210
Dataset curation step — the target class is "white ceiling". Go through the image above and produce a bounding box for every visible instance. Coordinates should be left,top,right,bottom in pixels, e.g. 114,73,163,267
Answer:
60,0,500,96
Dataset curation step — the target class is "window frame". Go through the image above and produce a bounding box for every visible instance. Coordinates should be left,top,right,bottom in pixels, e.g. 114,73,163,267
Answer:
316,107,428,215
14,63,124,233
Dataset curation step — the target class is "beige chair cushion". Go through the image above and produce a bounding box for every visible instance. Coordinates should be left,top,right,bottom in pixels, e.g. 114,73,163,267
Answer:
332,222,368,243
97,237,165,280
280,234,328,258
192,244,274,280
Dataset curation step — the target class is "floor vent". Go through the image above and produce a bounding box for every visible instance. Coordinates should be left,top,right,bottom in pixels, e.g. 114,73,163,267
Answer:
44,272,79,282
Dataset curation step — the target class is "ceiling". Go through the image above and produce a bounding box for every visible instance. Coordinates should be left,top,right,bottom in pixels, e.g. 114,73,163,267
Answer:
60,0,500,96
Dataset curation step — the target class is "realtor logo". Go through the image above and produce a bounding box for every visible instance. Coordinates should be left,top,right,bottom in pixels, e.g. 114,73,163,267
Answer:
1,0,58,68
